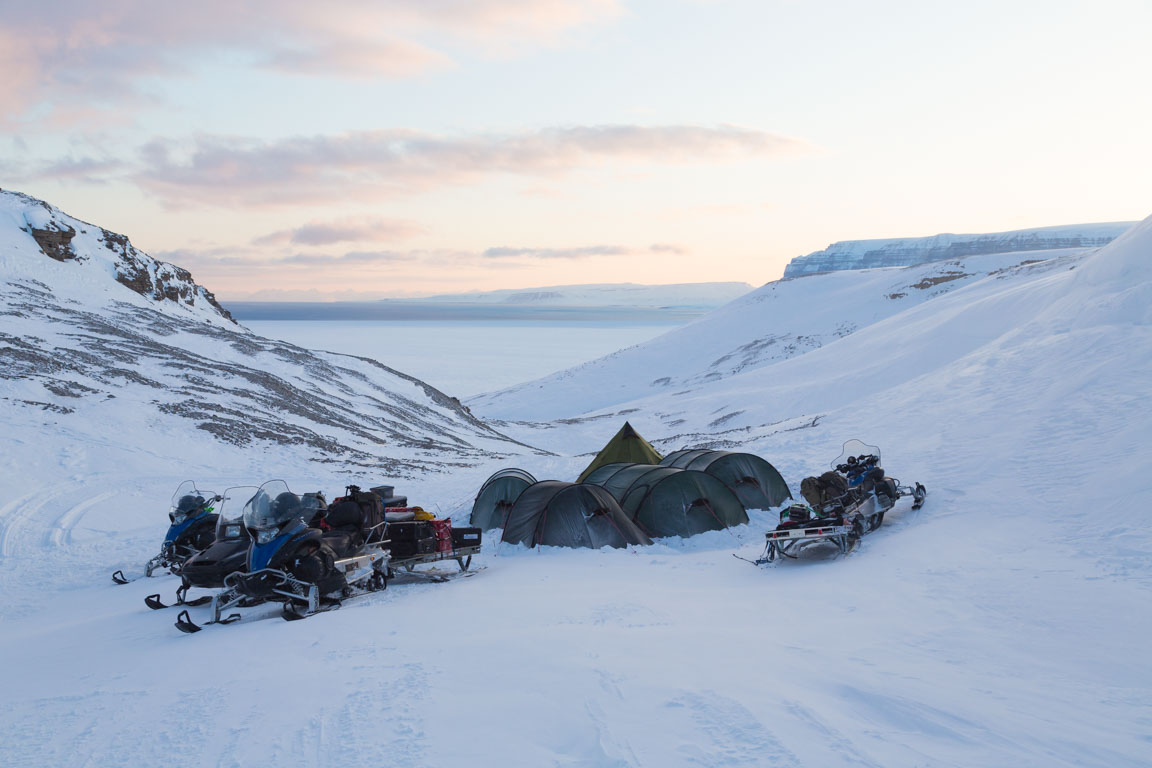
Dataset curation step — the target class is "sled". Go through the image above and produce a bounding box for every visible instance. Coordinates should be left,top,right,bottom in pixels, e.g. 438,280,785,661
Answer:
387,545,482,581
747,439,927,568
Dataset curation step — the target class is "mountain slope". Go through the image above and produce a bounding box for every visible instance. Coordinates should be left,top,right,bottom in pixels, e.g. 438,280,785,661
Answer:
0,188,236,325
469,245,1110,421
0,189,534,473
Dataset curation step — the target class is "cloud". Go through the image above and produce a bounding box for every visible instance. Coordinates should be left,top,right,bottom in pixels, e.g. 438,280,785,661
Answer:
281,250,416,264
134,124,805,207
649,243,686,254
253,216,422,246
264,39,452,78
0,1,620,125
482,245,630,259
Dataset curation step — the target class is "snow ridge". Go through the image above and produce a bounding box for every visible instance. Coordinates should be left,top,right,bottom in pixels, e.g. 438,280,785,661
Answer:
783,222,1134,277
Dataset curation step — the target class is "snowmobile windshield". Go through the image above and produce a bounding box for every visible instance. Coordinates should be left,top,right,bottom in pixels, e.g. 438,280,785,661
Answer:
169,480,214,524
832,440,881,469
243,480,301,531
216,486,258,538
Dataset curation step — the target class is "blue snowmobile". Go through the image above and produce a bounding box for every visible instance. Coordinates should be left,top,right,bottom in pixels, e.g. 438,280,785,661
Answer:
111,481,221,584
757,440,926,563
143,485,257,610
175,480,389,632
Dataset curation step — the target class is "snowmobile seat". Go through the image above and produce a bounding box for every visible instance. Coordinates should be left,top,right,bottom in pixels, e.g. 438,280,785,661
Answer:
320,530,361,558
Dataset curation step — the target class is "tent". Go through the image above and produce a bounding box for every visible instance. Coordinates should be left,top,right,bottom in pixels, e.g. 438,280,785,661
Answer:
576,422,664,483
501,481,653,549
660,449,792,510
584,464,748,538
470,468,537,531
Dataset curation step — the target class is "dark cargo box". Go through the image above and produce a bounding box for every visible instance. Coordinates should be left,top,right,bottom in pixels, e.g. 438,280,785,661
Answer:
386,521,434,541
416,536,436,554
388,539,417,558
451,527,482,548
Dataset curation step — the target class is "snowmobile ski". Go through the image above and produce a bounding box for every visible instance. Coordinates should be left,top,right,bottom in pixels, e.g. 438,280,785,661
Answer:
144,584,212,610
174,608,241,633
909,482,927,510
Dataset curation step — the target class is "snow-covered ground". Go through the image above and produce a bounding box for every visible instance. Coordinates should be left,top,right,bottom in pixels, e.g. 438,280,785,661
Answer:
2,190,1150,767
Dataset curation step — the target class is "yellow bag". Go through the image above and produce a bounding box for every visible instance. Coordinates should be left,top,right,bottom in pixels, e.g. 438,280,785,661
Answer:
412,506,434,521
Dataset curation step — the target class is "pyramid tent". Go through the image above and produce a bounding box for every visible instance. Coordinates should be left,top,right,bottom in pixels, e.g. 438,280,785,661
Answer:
576,422,663,483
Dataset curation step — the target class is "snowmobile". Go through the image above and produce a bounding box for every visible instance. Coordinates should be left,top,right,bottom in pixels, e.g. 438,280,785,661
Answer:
174,480,390,633
143,485,256,610
111,481,221,585
755,440,925,564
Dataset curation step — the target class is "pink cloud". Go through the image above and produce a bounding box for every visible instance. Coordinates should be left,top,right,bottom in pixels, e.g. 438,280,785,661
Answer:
252,216,423,246
135,125,805,207
0,1,620,125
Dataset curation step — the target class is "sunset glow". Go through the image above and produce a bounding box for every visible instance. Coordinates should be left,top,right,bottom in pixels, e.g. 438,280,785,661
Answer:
2,0,1149,299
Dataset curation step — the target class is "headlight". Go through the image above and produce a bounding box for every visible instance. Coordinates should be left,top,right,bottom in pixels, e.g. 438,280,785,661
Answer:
255,528,278,545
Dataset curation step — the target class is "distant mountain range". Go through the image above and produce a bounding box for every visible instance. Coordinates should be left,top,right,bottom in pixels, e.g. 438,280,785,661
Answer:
411,282,754,309
782,222,1134,277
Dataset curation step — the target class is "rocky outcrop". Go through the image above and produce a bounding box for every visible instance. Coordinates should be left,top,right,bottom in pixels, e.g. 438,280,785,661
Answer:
2,188,236,324
783,222,1135,277
29,222,78,262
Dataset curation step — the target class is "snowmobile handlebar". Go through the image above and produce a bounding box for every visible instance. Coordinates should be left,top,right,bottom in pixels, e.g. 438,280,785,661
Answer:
836,454,879,474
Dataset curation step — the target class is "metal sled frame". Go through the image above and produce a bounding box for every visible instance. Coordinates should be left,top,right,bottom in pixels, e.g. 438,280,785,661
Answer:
388,545,481,579
756,482,926,566
758,523,856,564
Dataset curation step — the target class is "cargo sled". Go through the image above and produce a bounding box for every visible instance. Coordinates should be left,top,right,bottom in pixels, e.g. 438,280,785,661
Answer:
755,440,925,565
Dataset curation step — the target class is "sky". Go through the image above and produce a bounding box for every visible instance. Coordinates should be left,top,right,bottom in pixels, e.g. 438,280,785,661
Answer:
1,0,1149,300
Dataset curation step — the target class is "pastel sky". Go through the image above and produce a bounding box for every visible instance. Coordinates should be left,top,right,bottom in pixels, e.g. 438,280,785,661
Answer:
2,0,1149,300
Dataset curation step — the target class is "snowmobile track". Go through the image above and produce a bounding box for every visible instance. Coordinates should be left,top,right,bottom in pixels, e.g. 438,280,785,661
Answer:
46,489,115,548
0,489,51,558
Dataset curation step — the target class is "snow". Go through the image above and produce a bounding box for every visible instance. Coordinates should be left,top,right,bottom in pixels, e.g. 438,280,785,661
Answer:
2,195,1151,766
783,222,1135,277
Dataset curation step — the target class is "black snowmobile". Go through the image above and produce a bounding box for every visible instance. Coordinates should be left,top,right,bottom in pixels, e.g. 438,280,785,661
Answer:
143,485,257,610
175,480,390,632
755,440,925,564
112,481,221,585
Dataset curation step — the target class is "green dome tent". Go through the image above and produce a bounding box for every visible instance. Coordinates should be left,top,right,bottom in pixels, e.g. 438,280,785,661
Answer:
585,464,748,538
470,468,537,531
581,462,635,486
660,449,792,510
576,422,663,483
500,481,652,549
